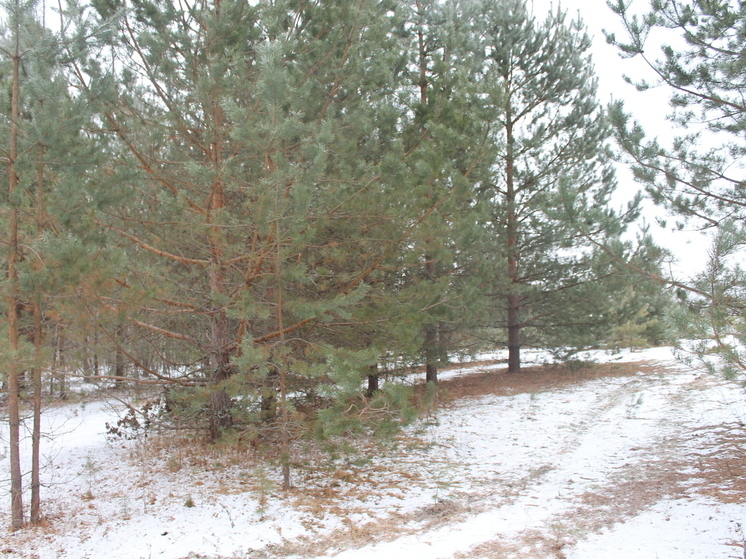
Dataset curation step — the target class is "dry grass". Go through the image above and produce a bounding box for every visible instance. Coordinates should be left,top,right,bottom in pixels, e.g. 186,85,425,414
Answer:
425,359,661,403
246,491,476,559
445,364,746,559
272,359,746,559
452,422,746,559
687,423,746,503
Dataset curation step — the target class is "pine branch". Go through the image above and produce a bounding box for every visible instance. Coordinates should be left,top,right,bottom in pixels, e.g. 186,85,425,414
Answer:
99,220,210,266
582,233,710,299
92,311,196,386
41,367,196,386
343,191,451,293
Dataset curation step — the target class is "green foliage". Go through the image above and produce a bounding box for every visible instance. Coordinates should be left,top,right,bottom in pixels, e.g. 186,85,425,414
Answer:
668,221,746,378
0,0,681,491
608,0,746,377
314,381,416,441
465,0,654,365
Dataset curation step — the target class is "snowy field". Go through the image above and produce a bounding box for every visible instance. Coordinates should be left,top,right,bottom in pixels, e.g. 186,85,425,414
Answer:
1,346,745,559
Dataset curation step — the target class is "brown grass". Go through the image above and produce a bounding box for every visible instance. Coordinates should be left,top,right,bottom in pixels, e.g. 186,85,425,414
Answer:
687,423,746,503
426,359,661,402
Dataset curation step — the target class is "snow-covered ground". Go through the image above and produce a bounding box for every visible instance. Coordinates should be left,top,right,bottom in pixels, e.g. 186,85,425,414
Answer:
1,347,744,559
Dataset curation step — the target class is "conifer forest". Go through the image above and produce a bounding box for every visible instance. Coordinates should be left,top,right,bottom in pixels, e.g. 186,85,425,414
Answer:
0,0,744,555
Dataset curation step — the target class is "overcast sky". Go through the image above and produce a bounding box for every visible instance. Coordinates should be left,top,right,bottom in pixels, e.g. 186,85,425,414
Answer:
529,0,710,276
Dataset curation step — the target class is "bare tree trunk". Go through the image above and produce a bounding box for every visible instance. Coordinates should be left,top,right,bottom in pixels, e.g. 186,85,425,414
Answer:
7,19,24,529
424,259,439,384
366,363,379,397
207,290,233,439
92,330,100,377
207,309,234,440
31,145,45,524
275,220,291,491
260,367,278,422
208,384,232,442
424,325,438,384
507,293,521,373
31,298,42,524
114,322,126,388
53,326,67,398
206,255,234,438
505,98,521,374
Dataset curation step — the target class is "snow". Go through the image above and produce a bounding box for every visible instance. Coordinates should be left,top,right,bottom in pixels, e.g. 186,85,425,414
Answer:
570,499,744,559
1,347,744,559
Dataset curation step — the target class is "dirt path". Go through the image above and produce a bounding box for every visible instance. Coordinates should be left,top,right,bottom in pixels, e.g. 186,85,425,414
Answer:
253,357,745,559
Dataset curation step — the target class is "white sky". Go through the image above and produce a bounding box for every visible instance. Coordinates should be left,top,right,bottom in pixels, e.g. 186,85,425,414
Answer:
530,0,712,278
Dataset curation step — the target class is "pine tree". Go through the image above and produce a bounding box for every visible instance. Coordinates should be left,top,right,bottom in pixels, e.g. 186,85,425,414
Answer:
607,0,746,375
1,0,25,529
392,0,491,384
0,0,118,526
470,0,639,371
81,0,447,447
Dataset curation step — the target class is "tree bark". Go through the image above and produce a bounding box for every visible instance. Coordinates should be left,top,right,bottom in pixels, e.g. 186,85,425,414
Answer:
366,363,379,397
114,322,126,389
7,23,24,529
275,220,291,490
505,98,521,373
31,145,45,524
260,368,278,422
52,326,67,398
205,51,234,439
424,325,438,384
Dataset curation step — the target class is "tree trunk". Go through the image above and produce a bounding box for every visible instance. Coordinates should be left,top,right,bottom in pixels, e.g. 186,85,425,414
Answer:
507,293,521,373
208,386,232,442
424,326,438,384
52,326,67,398
260,367,278,422
31,145,45,525
366,363,379,397
92,329,100,377
204,64,234,439
505,98,521,373
207,310,234,440
7,27,24,530
114,322,126,388
31,297,42,524
275,219,291,490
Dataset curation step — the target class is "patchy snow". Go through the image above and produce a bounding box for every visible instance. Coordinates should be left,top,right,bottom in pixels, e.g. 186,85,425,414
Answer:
0,347,744,559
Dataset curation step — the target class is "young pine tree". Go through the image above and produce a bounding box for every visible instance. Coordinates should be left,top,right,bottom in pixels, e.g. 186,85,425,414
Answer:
607,0,746,376
83,0,449,449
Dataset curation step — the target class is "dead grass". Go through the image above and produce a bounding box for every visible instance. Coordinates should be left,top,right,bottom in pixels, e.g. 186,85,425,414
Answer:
454,530,571,559
424,360,660,404
268,358,746,559
454,424,746,559
247,492,477,559
449,371,746,559
687,423,746,503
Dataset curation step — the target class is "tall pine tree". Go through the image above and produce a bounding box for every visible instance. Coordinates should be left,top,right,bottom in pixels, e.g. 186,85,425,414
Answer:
470,0,641,371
